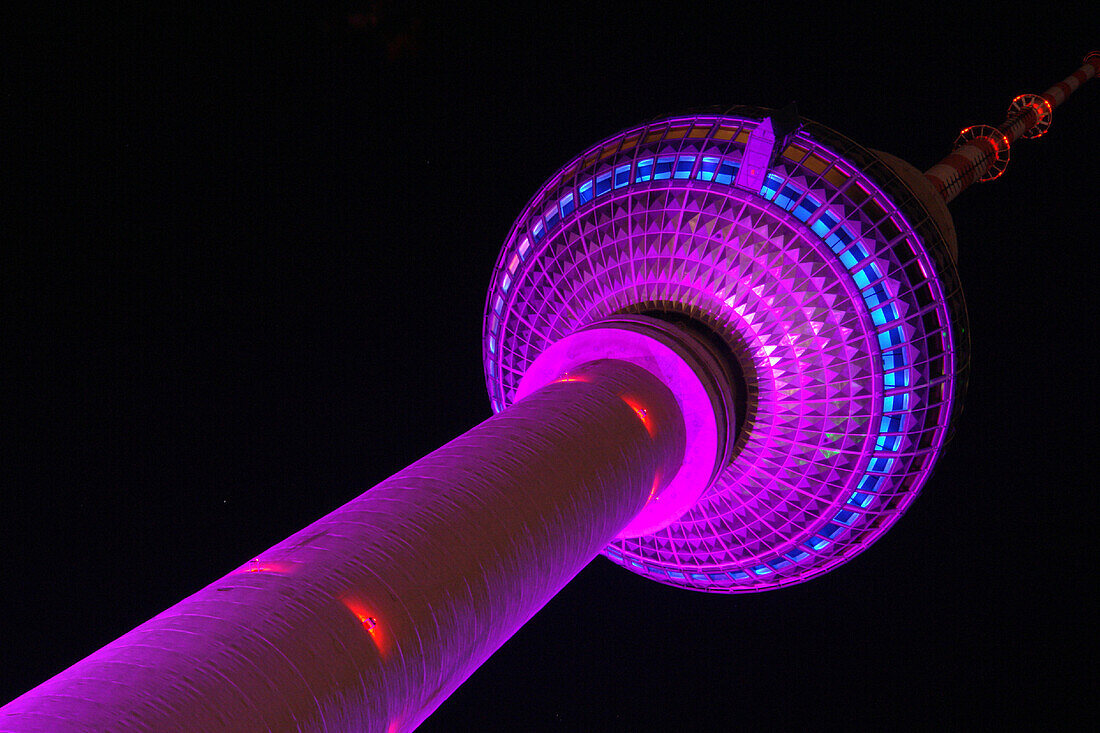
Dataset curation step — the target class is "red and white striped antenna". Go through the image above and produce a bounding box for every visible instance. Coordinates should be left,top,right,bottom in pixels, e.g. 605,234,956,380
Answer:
925,52,1100,203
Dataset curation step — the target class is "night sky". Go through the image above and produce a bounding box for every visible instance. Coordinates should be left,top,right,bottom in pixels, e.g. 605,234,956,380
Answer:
7,4,1097,730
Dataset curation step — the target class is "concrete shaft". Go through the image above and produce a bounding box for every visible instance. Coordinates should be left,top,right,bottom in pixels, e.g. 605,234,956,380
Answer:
1,358,687,732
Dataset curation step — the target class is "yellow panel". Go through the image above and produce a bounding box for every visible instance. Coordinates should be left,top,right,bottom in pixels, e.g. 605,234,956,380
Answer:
803,155,829,174
782,144,807,162
848,180,870,205
734,130,750,143
644,130,665,144
714,125,739,141
688,125,712,138
824,166,849,187
665,127,688,140
862,197,886,223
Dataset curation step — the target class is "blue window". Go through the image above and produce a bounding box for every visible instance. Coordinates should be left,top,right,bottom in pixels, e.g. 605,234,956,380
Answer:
822,523,844,539
635,158,654,182
848,491,873,508
559,192,575,217
769,558,791,570
730,570,749,580
868,457,895,473
607,550,621,561
595,171,613,196
773,185,800,210
708,572,729,581
877,326,905,349
493,295,504,314
698,156,720,181
668,570,685,580
826,226,854,253
884,393,910,412
578,179,594,204
871,303,899,326
879,415,904,433
858,474,883,492
654,156,675,180
752,564,772,575
532,219,545,243
691,572,707,580
793,203,814,221
882,348,908,370
875,434,901,451
834,509,857,525
811,219,831,237
786,549,809,562
675,155,696,179
544,206,560,232
862,282,890,307
884,369,910,388
809,536,830,550
853,263,881,288
614,164,631,188
716,160,739,185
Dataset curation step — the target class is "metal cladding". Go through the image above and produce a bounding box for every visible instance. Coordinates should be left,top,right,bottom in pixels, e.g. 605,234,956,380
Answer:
0,358,687,732
484,109,967,592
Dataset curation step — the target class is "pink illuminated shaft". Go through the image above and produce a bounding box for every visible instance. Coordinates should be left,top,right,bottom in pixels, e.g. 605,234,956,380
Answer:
925,55,1100,203
1,359,685,732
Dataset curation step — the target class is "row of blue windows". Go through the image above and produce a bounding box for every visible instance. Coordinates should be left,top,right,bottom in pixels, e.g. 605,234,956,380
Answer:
529,154,744,245
634,155,699,182
760,173,820,225
758,168,914,553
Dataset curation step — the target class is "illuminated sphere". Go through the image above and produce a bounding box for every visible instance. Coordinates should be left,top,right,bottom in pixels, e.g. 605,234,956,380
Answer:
483,109,968,592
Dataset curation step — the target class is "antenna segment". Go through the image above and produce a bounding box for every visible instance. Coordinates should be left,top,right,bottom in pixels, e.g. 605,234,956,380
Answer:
925,53,1100,203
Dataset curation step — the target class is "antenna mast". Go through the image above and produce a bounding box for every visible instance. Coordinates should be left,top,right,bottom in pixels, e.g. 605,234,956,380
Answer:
925,53,1100,203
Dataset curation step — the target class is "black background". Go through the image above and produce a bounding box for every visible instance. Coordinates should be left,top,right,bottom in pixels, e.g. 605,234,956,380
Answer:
6,4,1097,730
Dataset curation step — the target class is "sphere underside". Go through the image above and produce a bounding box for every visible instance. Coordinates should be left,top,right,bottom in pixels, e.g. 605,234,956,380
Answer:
484,111,966,592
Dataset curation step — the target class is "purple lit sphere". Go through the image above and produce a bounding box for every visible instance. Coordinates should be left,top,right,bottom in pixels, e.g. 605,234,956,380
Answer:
483,110,968,591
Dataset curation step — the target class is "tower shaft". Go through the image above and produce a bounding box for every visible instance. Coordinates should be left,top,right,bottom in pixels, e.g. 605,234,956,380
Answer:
0,358,687,732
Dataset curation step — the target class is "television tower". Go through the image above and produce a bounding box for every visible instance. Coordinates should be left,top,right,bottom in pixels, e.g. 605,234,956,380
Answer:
3,54,1096,732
